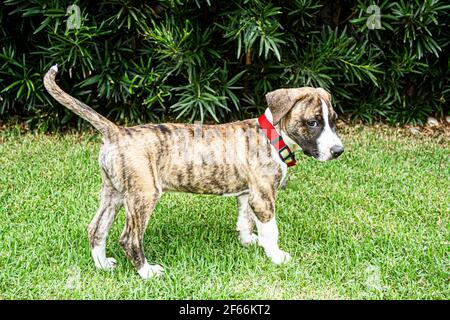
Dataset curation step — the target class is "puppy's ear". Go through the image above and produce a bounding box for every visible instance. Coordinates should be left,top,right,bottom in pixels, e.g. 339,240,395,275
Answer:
316,88,332,105
265,88,315,125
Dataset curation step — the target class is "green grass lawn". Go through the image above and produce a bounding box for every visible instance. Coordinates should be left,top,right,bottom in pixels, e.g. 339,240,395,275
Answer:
0,126,448,299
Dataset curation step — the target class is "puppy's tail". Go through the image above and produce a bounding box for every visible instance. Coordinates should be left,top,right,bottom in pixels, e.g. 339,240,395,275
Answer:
43,65,118,137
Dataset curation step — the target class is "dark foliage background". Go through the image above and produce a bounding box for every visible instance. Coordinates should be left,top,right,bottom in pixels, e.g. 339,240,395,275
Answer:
0,0,449,131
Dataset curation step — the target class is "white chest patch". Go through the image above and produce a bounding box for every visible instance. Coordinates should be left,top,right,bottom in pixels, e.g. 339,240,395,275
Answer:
270,144,288,187
264,108,288,187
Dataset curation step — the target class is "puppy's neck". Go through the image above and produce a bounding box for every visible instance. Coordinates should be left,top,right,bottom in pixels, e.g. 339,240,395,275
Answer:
277,119,301,152
262,108,301,152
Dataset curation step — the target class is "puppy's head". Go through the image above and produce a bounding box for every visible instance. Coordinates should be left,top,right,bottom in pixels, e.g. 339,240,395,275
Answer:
266,87,344,161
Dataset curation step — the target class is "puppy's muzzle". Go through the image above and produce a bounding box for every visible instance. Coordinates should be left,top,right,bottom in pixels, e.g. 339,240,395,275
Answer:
330,145,344,159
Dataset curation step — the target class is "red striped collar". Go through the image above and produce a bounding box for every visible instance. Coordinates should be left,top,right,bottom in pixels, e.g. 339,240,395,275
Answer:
258,110,297,167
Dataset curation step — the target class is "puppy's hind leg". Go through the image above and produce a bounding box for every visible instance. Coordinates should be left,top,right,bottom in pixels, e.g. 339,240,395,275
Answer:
120,189,163,280
236,194,258,246
88,173,122,271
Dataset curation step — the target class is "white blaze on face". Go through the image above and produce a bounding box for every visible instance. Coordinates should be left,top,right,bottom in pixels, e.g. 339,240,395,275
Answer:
316,99,343,161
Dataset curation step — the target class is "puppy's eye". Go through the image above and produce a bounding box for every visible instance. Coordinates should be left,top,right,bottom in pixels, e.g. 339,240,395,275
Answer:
306,120,318,128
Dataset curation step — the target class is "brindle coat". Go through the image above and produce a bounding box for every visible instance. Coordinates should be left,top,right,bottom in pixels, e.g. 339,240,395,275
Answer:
43,65,342,278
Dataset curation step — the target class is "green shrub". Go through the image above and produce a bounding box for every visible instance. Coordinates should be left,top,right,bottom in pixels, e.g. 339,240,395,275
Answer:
0,0,448,130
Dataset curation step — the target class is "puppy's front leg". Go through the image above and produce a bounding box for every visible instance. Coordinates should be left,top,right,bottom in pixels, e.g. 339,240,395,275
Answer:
254,216,291,264
248,190,291,264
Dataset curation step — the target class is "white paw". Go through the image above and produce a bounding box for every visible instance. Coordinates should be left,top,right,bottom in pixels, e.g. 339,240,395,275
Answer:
269,250,292,265
95,257,117,271
239,233,258,246
138,263,164,280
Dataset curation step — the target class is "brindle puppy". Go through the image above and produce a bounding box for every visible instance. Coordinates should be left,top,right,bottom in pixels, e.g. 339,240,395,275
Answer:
43,65,344,279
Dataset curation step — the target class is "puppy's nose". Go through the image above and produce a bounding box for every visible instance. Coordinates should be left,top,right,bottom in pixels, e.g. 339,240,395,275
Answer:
330,145,344,158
